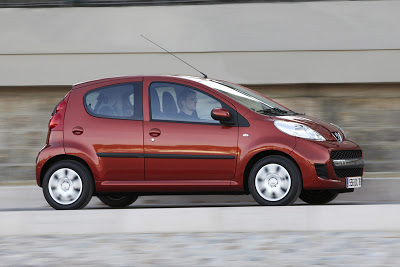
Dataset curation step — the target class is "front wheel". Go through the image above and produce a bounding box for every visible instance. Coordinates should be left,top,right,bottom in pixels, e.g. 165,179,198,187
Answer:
248,156,302,206
43,160,93,210
299,190,339,205
98,194,138,208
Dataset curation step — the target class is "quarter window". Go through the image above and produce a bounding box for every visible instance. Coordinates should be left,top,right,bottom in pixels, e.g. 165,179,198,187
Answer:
150,82,222,124
84,82,143,120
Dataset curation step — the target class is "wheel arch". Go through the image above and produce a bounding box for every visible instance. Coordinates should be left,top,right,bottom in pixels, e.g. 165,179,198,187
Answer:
242,150,302,194
40,154,95,193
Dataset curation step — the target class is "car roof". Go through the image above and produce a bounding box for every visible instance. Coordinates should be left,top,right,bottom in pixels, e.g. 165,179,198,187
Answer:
72,75,212,90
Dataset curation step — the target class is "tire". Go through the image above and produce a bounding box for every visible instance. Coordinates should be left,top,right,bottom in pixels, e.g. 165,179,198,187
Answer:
42,160,93,210
98,194,138,208
248,156,302,206
299,190,339,205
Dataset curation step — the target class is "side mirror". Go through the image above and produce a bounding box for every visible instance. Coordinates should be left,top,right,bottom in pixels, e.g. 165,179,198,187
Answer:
211,108,231,122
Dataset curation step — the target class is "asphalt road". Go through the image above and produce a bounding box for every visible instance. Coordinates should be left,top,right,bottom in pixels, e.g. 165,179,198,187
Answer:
0,177,398,235
1,177,399,212
1,179,400,266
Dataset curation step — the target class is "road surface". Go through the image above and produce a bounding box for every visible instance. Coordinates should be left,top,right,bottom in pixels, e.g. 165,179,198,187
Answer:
0,178,399,266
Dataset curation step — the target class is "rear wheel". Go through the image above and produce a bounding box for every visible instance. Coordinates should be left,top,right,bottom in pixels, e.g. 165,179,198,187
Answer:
248,156,302,206
299,190,339,205
43,160,93,210
98,194,138,208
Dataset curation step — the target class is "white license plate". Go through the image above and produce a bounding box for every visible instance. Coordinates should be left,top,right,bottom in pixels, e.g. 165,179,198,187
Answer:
346,177,362,188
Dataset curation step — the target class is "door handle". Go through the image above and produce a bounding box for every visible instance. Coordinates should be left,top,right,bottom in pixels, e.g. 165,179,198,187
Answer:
149,128,161,137
72,126,84,135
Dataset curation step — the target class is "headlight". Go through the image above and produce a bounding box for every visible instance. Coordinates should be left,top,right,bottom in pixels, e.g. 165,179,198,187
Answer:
274,120,326,141
330,123,346,138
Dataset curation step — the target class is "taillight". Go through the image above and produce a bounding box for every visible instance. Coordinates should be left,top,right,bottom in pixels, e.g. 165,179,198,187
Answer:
48,113,60,129
56,101,66,113
48,92,70,131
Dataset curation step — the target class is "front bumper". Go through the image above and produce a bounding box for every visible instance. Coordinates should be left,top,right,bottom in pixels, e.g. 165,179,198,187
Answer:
332,158,364,168
290,138,364,190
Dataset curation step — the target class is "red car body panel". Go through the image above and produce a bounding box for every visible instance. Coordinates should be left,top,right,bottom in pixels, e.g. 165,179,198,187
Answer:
36,75,363,196
64,77,145,183
143,121,238,180
291,138,361,189
36,131,65,184
142,77,238,183
232,113,297,191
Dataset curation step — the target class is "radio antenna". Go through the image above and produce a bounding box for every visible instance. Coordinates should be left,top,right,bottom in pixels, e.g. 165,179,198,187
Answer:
141,35,208,79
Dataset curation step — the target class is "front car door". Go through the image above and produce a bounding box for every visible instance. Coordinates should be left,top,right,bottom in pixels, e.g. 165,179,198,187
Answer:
143,78,238,186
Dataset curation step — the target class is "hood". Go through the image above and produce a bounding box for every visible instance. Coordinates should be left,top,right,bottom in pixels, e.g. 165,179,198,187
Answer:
272,115,344,141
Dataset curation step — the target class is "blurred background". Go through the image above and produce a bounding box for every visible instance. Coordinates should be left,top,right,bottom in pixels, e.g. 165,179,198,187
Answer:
1,1,400,266
0,0,399,183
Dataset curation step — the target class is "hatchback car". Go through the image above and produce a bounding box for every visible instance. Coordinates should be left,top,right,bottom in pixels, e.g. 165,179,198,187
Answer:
36,75,364,209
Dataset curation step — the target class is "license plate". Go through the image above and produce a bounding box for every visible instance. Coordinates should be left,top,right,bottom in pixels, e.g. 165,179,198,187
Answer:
346,177,362,188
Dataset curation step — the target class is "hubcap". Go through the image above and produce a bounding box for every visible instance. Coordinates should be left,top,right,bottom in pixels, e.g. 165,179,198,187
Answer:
48,168,83,205
255,163,291,202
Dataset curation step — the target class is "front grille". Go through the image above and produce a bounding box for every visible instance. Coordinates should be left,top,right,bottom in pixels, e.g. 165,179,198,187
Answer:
334,168,363,178
331,150,363,178
331,150,362,160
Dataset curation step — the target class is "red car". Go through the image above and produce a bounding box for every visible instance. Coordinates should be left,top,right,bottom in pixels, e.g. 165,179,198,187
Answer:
36,75,364,209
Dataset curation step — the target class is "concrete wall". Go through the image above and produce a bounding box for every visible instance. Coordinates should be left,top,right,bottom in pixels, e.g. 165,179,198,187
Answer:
1,1,400,181
1,1,400,85
0,87,70,182
1,83,399,182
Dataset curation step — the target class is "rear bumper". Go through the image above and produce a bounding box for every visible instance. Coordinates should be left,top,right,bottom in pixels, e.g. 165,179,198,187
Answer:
290,138,363,190
35,131,65,187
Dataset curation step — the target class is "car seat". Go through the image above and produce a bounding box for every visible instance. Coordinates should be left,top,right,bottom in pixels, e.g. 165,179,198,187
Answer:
150,89,162,119
96,95,116,116
162,91,178,120
98,106,115,116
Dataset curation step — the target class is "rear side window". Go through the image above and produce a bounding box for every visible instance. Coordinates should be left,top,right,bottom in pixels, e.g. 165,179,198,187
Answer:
84,82,143,120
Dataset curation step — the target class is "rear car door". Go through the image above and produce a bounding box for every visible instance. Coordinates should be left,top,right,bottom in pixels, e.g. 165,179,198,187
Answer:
64,79,144,181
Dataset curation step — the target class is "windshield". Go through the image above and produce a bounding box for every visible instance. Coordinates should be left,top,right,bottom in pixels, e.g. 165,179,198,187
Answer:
191,78,294,115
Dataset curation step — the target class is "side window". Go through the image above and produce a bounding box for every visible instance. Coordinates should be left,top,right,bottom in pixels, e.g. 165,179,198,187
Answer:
150,82,222,124
84,82,143,120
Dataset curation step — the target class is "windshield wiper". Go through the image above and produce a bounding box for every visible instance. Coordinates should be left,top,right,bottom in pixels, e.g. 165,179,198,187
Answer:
256,108,305,116
290,111,305,115
256,108,289,115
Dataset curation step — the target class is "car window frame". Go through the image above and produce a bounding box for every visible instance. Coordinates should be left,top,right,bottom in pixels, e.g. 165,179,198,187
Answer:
148,81,238,126
83,82,143,121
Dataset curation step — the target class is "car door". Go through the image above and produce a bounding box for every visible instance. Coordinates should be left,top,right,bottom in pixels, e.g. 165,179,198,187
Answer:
64,80,144,181
143,78,238,182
